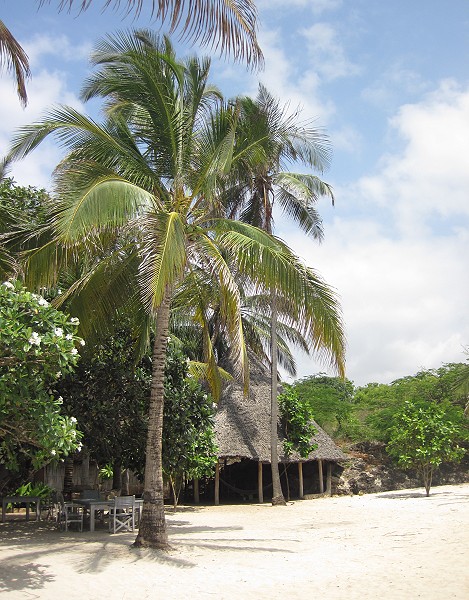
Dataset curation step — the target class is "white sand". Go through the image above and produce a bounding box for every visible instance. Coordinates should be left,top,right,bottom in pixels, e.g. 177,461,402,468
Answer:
1,483,468,599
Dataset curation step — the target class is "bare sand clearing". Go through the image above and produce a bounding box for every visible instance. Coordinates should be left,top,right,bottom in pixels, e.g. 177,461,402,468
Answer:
1,483,468,600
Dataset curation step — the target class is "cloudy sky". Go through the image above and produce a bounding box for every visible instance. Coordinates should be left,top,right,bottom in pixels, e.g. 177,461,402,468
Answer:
2,0,468,386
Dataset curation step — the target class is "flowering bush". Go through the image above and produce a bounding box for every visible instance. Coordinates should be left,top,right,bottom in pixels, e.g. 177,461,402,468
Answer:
0,280,83,470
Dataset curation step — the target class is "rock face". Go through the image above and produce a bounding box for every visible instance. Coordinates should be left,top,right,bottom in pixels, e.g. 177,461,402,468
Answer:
336,441,469,495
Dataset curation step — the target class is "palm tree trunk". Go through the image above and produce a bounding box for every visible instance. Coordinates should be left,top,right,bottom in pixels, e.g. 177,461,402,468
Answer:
270,296,286,506
134,287,172,549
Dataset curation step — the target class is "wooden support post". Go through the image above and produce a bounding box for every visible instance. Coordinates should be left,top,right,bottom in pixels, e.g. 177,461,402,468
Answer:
298,462,304,499
214,462,220,506
194,478,200,504
326,462,332,496
318,459,324,494
258,462,264,504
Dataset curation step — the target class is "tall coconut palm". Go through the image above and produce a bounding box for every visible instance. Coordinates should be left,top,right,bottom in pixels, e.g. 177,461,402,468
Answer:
0,19,30,106
39,0,262,66
8,31,333,547
226,84,344,505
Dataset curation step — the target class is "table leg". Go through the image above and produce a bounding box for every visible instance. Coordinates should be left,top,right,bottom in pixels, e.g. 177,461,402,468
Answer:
36,500,41,521
26,502,30,521
2,500,5,523
90,507,95,532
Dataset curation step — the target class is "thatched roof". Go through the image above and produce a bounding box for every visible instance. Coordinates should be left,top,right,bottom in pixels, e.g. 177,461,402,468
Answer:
215,369,347,464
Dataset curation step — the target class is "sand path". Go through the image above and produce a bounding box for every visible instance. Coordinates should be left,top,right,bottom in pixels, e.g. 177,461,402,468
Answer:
1,483,468,599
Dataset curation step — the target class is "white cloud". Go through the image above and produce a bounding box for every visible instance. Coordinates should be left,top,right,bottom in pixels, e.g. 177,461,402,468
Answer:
362,63,428,110
252,28,336,124
24,34,92,68
278,82,469,385
1,66,84,188
361,80,469,236
300,23,360,81
257,0,342,14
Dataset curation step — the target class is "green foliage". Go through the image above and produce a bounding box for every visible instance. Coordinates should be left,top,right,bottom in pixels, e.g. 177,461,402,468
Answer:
14,481,53,498
355,365,469,443
99,464,114,481
0,179,50,278
279,386,317,458
163,345,218,483
0,280,83,470
288,374,358,438
57,326,151,477
387,401,465,495
57,334,217,492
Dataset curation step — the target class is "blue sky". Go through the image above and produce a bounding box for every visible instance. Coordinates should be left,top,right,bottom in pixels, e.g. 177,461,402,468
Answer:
1,0,468,385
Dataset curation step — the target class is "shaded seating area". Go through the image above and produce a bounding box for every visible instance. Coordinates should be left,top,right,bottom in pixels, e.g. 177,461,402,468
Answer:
211,364,347,504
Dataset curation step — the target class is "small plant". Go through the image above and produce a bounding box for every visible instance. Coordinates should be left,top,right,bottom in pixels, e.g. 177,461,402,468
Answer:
99,464,114,480
14,482,53,498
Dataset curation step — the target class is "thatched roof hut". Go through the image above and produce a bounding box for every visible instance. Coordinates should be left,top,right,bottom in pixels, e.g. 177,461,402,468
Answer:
211,367,347,503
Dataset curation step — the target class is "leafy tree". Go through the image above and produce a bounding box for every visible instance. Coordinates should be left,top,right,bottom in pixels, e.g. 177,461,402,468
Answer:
387,401,465,496
162,345,217,508
355,366,469,443
0,280,83,483
278,386,316,458
0,179,50,278
56,326,151,485
7,32,323,548
289,374,356,437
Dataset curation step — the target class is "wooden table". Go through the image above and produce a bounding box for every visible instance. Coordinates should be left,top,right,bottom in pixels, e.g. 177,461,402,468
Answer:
1,496,41,523
74,498,143,532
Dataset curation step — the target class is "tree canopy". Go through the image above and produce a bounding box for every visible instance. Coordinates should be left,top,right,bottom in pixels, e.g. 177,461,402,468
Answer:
0,280,83,480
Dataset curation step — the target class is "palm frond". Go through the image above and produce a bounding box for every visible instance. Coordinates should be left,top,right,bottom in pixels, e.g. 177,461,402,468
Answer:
0,19,30,107
42,1,263,67
139,210,187,312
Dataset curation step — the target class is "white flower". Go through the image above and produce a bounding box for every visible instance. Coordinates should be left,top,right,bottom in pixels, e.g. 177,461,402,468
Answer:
203,394,208,400
65,333,73,340
70,416,77,424
28,332,42,346
54,327,63,337
37,297,49,307
71,348,78,355
51,449,57,456
2,281,14,290
76,443,83,452
69,317,79,324
79,339,85,346
57,396,63,404
56,371,62,378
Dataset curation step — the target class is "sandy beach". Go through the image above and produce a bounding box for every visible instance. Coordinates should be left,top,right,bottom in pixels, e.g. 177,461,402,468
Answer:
1,483,468,600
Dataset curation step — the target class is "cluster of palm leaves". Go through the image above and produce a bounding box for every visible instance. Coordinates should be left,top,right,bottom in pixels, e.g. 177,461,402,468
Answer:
5,30,345,548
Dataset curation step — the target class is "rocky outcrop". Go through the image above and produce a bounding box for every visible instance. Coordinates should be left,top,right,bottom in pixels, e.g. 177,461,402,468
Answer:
336,441,469,495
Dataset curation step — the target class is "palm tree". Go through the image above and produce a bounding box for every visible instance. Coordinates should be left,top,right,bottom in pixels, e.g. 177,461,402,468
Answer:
226,84,344,505
0,20,30,106
39,0,262,66
7,31,331,547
